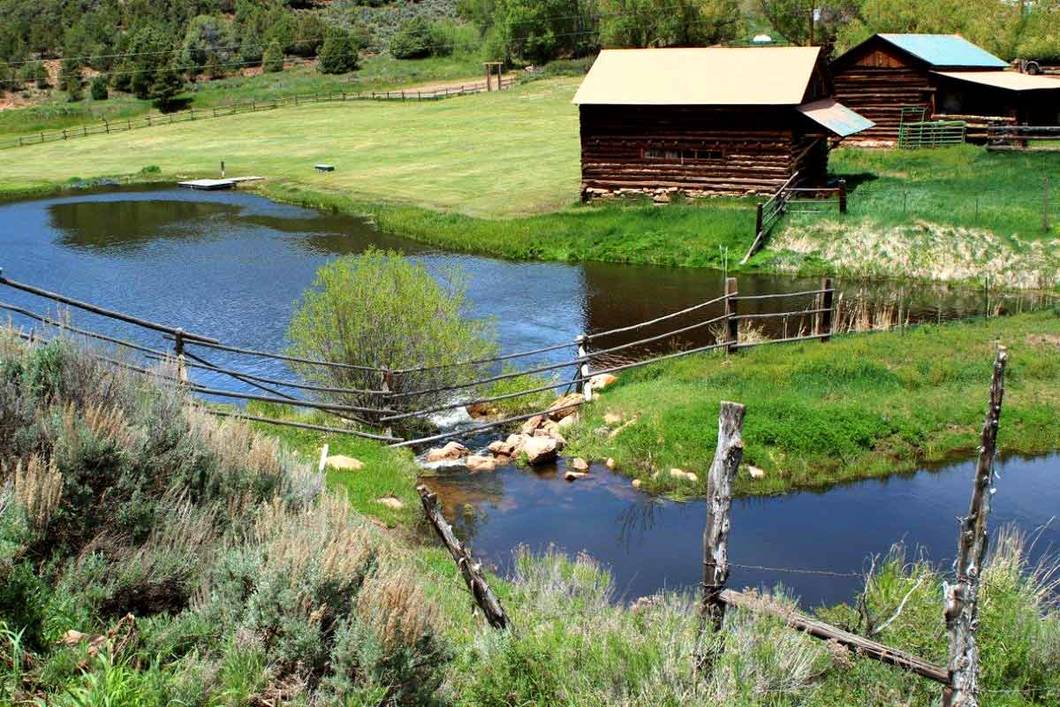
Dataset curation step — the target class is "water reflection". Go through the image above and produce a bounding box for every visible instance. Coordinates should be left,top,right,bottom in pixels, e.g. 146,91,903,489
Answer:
421,454,1060,607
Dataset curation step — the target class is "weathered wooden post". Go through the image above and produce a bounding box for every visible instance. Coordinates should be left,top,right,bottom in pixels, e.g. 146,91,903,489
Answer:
318,443,329,474
943,346,1007,707
381,367,395,439
817,277,834,342
220,161,225,178
104,120,109,134
838,179,848,213
754,203,764,238
172,329,188,384
697,401,746,671
62,129,67,140
724,277,739,353
1044,175,1051,233
576,334,592,401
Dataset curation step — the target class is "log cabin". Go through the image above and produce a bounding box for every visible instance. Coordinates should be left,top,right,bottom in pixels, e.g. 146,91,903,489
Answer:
573,47,874,199
831,33,1060,144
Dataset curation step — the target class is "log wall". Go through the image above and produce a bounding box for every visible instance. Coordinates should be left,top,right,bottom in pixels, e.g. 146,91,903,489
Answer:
580,105,826,198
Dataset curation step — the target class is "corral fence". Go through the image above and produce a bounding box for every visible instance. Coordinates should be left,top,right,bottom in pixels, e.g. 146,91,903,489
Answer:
741,172,848,263
0,269,835,449
898,120,967,149
985,124,1060,152
0,77,518,151
420,348,1012,707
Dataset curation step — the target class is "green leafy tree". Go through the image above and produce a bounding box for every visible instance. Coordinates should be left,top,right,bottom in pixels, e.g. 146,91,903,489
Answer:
262,39,285,73
181,15,235,77
317,27,357,74
287,251,497,427
127,25,172,99
60,56,82,101
600,0,741,47
90,74,108,100
204,52,226,80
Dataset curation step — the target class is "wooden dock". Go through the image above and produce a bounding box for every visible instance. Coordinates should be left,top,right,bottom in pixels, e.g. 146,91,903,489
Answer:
178,176,264,191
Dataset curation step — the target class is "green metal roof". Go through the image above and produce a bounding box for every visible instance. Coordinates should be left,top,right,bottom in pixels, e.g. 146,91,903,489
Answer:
878,34,1008,69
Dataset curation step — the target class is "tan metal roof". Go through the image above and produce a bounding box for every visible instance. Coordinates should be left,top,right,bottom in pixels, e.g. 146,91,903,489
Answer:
572,47,823,106
933,71,1060,91
796,98,875,137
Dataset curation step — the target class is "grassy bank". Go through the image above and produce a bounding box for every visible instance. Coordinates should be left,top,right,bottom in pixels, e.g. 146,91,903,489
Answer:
3,329,1059,705
567,310,1060,497
0,78,1056,283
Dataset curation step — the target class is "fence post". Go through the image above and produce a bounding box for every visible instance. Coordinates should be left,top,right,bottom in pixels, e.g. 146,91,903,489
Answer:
943,346,1007,707
724,277,739,353
817,277,834,342
381,368,394,439
754,203,764,238
1044,175,1051,233
62,129,67,140
576,334,592,401
127,119,132,130
104,120,109,134
838,179,848,214
82,126,87,137
697,400,746,672
173,329,188,384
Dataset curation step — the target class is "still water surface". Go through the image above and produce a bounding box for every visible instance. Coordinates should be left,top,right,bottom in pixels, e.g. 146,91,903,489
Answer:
1,187,1056,606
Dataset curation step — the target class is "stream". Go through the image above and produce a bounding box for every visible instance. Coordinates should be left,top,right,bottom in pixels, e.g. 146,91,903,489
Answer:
1,186,1056,606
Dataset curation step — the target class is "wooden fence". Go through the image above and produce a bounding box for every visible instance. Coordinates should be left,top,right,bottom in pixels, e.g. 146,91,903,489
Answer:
741,173,847,264
0,77,518,151
986,125,1060,152
0,269,834,449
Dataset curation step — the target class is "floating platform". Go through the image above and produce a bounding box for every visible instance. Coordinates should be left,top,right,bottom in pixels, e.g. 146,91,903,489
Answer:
178,176,264,191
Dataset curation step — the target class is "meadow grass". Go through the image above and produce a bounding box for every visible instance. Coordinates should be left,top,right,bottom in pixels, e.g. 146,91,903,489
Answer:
566,310,1060,497
0,54,487,139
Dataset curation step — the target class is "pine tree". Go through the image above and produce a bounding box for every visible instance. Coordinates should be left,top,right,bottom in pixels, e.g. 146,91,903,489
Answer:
205,53,225,80
90,75,108,100
60,57,83,101
150,57,185,110
263,40,285,73
317,28,357,75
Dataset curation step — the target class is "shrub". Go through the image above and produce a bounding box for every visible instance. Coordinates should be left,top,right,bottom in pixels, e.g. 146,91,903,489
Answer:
317,28,358,74
262,40,284,73
89,75,108,101
286,250,497,428
390,17,436,60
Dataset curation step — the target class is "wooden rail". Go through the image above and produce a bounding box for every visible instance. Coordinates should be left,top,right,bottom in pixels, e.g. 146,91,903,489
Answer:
741,175,847,264
1,78,518,151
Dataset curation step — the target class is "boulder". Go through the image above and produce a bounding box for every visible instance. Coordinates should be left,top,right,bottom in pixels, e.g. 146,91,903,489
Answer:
520,415,547,435
466,455,497,473
533,428,566,449
547,393,585,421
425,441,469,463
466,402,500,419
669,468,699,483
590,373,618,390
748,466,766,480
605,457,617,470
488,439,512,456
522,436,558,465
505,433,530,455
569,457,589,472
375,496,405,510
557,413,578,429
631,479,642,488
325,455,364,472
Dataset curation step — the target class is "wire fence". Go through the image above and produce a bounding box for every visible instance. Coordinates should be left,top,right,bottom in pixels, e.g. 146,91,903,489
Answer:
0,270,836,449
0,77,518,151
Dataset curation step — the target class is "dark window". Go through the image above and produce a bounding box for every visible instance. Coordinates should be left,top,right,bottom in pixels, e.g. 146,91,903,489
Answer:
643,147,724,163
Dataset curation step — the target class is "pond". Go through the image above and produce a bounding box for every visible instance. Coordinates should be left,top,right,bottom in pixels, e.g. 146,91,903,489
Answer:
1,187,1056,607
421,454,1060,607
0,188,1049,396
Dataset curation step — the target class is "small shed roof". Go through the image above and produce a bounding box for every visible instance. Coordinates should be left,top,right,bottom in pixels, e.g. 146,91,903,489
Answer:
876,34,1008,69
933,70,1060,91
796,98,876,137
572,47,823,106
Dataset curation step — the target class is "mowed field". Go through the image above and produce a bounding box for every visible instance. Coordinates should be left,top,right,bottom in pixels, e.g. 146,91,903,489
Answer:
0,78,583,217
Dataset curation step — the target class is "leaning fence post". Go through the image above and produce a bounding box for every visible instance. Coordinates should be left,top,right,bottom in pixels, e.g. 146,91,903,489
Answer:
943,346,1007,707
754,202,764,238
381,367,395,439
697,400,746,672
817,277,834,342
724,277,739,353
838,179,848,213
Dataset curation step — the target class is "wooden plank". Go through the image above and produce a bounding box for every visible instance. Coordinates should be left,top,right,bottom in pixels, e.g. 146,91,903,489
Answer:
720,589,949,684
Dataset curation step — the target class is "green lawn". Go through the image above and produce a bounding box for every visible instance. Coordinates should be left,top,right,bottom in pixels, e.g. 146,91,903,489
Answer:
567,310,1060,497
